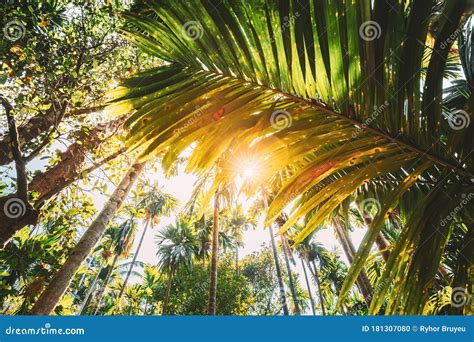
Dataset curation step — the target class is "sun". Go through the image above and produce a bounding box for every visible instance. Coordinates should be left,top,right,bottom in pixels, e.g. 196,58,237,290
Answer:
242,163,257,180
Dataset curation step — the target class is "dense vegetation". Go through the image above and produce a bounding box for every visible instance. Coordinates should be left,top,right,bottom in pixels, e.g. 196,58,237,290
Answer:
0,0,472,316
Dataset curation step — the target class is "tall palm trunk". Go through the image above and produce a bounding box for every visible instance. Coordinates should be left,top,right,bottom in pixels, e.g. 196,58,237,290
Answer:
78,267,102,315
162,269,173,315
30,161,145,315
91,253,119,315
301,258,316,315
262,190,289,316
114,219,151,311
268,225,289,315
332,217,373,306
207,191,219,315
362,214,391,262
281,235,300,315
309,260,326,315
235,246,239,276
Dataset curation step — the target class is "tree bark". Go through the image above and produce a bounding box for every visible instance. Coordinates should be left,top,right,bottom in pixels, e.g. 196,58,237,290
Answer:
0,105,104,165
207,191,219,315
301,258,316,315
114,219,150,312
362,214,391,262
91,253,119,315
29,161,145,315
0,117,126,248
333,217,373,306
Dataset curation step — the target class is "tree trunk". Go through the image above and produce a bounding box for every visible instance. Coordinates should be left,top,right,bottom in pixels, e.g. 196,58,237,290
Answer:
332,217,373,306
162,269,173,315
235,246,239,276
0,105,104,165
91,253,119,315
268,225,289,315
0,117,126,248
207,191,219,315
310,260,326,315
114,219,150,312
362,214,391,262
78,267,102,315
281,235,300,315
301,258,316,315
29,161,145,315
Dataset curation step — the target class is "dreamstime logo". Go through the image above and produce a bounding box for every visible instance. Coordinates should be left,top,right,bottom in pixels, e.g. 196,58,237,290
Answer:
448,287,471,308
359,21,381,41
444,109,470,130
3,198,26,219
270,109,292,130
361,198,380,215
352,101,389,138
3,19,26,42
172,101,212,138
182,21,203,40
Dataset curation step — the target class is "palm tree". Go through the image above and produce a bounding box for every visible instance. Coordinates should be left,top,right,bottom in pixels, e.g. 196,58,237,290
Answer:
91,217,138,314
298,238,328,316
111,1,473,314
155,217,197,315
223,204,256,275
30,161,145,315
279,230,300,315
114,186,177,311
207,190,220,315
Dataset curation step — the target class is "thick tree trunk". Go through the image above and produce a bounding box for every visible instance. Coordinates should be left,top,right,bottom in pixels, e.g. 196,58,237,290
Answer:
207,191,219,315
91,254,119,315
162,269,173,315
114,219,150,311
0,105,104,165
281,234,300,315
0,117,126,248
310,260,326,315
29,161,145,315
301,258,316,315
333,217,373,306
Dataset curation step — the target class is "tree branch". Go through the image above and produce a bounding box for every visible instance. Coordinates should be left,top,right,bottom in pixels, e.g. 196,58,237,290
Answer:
1,97,28,201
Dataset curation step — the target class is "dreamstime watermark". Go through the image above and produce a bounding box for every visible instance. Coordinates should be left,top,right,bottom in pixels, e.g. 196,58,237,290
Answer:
440,193,473,227
5,322,85,336
443,109,471,130
360,198,381,215
270,109,292,130
172,101,212,138
354,279,389,311
270,12,300,43
3,197,26,219
440,18,469,50
359,21,381,41
182,20,203,40
3,19,26,42
441,287,471,308
352,101,389,138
